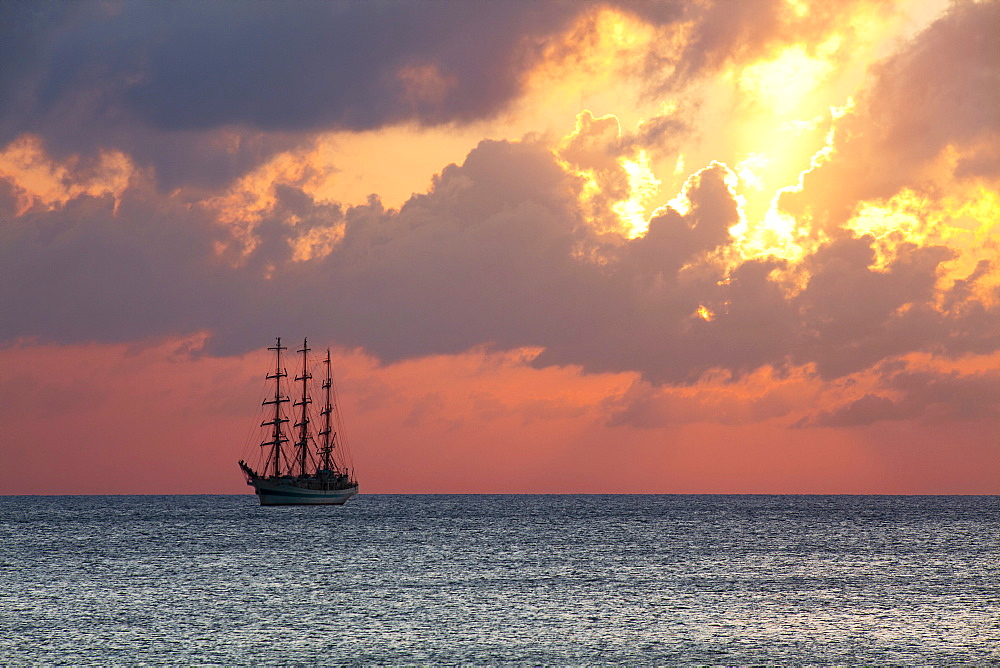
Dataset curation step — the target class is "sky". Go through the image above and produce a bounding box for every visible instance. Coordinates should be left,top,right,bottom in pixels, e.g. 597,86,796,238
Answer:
1,0,998,495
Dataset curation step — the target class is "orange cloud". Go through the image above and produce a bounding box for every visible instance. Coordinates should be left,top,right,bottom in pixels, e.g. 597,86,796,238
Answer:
0,135,134,216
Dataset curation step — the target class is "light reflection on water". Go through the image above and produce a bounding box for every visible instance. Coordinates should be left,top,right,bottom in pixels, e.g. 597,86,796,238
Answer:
1,494,997,663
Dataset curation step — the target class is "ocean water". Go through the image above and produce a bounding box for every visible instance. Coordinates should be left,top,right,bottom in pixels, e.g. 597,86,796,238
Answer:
1,494,997,664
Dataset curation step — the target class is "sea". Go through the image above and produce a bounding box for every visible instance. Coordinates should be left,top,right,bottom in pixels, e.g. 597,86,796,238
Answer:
1,494,997,665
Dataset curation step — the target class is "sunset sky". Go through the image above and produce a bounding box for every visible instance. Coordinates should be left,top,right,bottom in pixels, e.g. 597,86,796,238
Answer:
2,0,998,495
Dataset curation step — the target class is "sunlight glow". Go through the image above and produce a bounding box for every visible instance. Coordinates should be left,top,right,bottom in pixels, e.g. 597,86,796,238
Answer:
784,0,810,19
848,185,1000,299
728,121,843,267
613,150,661,237
735,153,770,192
516,7,689,136
556,110,661,238
526,8,659,101
737,45,835,116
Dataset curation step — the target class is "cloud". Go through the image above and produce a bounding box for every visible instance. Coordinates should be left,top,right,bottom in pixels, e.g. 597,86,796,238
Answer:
793,234,956,378
605,364,821,429
887,366,1000,421
781,0,1000,227
0,1,592,189
803,363,1000,427
804,392,905,427
0,0,894,193
3,127,997,393
7,0,866,143
629,0,894,94
115,3,570,132
0,169,234,343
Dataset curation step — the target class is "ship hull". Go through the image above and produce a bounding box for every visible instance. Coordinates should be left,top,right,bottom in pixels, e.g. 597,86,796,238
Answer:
249,478,359,506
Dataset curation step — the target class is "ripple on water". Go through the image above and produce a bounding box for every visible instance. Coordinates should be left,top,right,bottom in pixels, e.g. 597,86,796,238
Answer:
1,494,998,664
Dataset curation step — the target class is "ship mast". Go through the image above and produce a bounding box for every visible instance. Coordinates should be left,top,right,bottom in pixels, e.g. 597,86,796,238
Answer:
260,337,289,478
318,348,335,472
294,338,312,477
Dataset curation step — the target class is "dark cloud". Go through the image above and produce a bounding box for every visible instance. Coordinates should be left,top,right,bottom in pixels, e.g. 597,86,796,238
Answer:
803,367,1000,427
0,173,236,343
802,393,905,427
0,1,590,188
118,3,576,132
862,0,1000,166
631,163,736,275
955,142,1000,180
888,368,1000,421
626,112,692,159
792,235,956,378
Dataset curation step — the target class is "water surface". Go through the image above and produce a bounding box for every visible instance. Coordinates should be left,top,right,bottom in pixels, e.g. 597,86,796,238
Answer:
1,494,997,663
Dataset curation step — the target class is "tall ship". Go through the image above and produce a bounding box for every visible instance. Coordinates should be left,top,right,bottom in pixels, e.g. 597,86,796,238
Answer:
239,337,358,505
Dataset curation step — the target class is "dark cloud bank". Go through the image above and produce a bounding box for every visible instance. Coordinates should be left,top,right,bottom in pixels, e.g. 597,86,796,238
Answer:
2,134,995,376
0,1,587,189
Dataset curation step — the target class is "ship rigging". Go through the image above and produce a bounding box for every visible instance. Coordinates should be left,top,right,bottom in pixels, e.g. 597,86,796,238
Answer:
239,337,358,505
